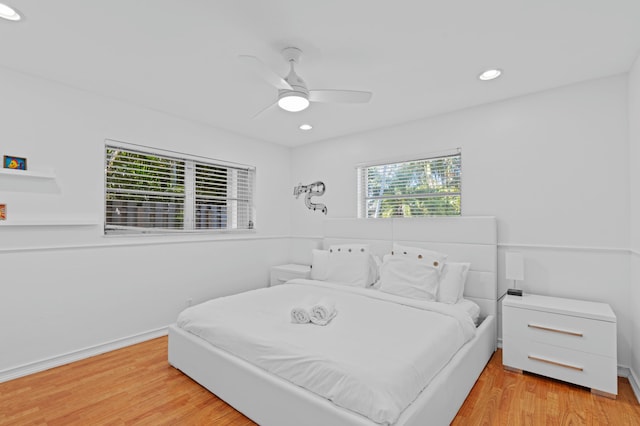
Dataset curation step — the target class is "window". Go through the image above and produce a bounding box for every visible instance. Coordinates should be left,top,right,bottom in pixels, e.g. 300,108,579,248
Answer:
357,151,461,218
104,141,255,234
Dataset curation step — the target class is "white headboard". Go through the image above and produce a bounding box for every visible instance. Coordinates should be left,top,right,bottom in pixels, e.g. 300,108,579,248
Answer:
322,217,498,320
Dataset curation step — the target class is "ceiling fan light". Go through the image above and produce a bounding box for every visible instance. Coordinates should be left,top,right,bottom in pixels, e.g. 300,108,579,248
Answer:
278,94,309,112
0,3,21,21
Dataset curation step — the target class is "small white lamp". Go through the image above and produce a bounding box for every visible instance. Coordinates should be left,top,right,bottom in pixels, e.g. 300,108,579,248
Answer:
505,252,524,296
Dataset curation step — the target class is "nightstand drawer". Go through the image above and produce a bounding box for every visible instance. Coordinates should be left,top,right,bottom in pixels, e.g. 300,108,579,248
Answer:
503,336,618,395
503,305,616,358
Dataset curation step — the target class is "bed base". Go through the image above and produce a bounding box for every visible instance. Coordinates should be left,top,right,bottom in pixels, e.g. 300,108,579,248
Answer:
168,315,496,426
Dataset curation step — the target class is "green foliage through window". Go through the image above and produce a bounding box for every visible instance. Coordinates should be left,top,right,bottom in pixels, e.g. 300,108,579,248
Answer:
358,153,461,218
104,143,255,234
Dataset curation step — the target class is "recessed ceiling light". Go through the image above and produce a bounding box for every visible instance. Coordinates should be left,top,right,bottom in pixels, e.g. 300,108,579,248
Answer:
0,3,21,21
478,69,502,81
299,124,313,131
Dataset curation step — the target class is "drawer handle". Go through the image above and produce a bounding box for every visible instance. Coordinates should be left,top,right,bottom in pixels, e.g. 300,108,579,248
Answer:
528,324,583,337
528,355,584,371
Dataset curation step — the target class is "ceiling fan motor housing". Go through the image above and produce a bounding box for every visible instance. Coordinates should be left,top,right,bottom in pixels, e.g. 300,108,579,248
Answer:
278,68,310,111
282,49,309,99
278,47,310,110
280,74,309,98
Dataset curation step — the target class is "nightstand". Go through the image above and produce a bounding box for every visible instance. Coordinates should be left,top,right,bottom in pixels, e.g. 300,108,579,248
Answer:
502,294,617,398
270,264,311,286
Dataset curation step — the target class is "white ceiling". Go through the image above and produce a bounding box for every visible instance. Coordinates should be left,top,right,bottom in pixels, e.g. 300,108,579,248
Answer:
2,1,640,147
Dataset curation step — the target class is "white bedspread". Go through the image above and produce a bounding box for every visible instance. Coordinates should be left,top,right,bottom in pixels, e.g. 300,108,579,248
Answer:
177,279,476,425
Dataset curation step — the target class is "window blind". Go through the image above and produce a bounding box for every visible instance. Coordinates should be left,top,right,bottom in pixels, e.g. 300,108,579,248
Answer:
105,143,255,234
357,153,461,218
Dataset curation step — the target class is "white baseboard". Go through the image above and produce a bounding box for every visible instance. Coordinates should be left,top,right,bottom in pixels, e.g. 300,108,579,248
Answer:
618,365,630,377
0,326,168,383
629,367,640,404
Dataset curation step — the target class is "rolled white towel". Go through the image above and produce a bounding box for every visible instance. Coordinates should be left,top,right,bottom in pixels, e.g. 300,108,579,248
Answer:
310,310,336,326
291,307,311,324
291,297,317,324
310,297,337,326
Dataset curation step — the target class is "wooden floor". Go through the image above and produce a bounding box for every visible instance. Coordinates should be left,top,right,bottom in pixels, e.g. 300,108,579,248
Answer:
452,351,640,426
1,337,639,425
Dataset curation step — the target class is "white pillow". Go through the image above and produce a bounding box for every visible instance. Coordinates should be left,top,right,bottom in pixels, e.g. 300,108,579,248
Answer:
392,243,447,273
378,254,440,300
326,244,371,287
310,249,330,280
437,262,471,304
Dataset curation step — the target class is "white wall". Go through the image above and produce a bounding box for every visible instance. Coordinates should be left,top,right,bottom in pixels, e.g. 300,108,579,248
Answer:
629,54,640,391
291,75,632,368
0,67,292,377
2,61,636,384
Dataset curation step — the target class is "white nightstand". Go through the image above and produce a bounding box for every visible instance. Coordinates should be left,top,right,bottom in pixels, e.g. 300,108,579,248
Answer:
502,294,617,398
270,264,311,286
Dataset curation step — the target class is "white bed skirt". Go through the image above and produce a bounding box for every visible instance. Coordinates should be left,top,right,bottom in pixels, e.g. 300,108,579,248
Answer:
168,315,496,426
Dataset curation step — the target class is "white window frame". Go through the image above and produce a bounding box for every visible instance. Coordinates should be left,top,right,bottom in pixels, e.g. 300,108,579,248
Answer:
104,140,255,235
357,149,461,219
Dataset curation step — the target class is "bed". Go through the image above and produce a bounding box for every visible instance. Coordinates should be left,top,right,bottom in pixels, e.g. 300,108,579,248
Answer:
169,217,497,426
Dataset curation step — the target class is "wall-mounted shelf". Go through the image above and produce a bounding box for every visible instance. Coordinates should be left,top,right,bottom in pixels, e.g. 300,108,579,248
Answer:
0,167,58,193
0,220,98,227
0,168,56,179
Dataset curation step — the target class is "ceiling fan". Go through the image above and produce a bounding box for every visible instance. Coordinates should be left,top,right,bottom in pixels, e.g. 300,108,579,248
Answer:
238,47,373,116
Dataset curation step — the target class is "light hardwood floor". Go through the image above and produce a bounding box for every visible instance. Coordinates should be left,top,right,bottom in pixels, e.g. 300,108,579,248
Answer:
1,337,639,425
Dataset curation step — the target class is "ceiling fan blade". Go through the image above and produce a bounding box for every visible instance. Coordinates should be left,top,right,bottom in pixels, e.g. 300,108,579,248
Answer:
238,55,292,90
251,100,278,119
308,89,373,104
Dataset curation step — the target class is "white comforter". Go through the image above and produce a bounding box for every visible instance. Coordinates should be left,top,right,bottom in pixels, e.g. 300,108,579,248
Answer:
177,279,476,425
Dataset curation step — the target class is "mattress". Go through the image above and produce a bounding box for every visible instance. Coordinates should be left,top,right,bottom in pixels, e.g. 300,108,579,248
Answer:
177,279,476,425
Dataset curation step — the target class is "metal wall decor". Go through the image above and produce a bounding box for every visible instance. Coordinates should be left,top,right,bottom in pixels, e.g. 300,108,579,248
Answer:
293,181,327,214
